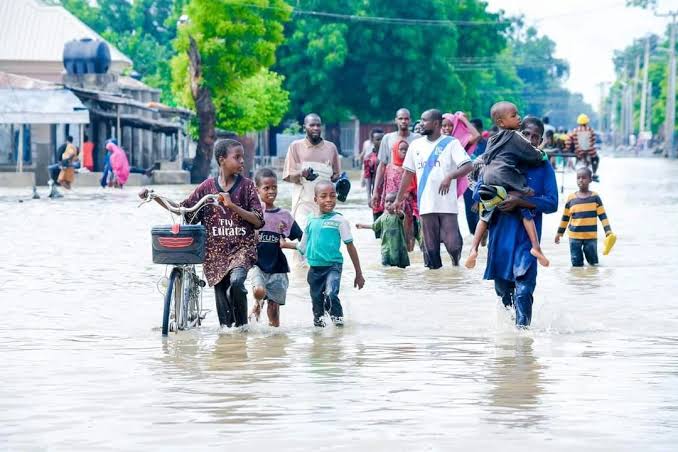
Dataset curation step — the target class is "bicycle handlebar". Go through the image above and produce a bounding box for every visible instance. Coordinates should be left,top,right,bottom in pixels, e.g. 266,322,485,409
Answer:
139,189,224,217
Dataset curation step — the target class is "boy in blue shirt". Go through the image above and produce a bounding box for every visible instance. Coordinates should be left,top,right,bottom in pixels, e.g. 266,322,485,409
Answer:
284,181,365,327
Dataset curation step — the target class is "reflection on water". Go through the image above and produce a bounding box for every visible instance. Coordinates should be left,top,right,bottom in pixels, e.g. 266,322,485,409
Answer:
487,335,544,428
1,158,678,450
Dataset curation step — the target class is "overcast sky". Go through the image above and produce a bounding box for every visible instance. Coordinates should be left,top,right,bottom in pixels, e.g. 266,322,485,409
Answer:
486,0,675,110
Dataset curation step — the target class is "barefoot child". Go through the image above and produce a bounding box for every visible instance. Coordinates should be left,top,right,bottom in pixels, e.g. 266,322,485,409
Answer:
140,138,263,328
356,192,410,268
555,167,613,266
284,181,365,327
249,168,303,327
465,102,549,269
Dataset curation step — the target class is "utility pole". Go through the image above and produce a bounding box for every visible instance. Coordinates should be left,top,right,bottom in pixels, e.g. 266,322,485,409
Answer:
640,37,650,133
633,54,640,134
656,10,677,158
610,89,617,147
620,67,628,144
596,82,608,132
648,81,653,135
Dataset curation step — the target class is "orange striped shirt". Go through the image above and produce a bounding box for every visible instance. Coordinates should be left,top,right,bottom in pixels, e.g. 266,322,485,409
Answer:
557,191,611,240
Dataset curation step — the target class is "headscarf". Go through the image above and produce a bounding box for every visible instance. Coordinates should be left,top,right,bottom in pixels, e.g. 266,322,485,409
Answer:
392,139,416,193
392,139,408,167
442,112,477,197
106,141,130,186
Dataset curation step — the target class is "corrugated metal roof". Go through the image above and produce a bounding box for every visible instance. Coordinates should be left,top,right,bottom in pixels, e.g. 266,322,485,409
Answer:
0,88,89,124
0,71,61,90
0,0,132,66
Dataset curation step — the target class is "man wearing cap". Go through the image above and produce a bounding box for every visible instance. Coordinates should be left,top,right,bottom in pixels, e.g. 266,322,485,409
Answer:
565,114,599,178
283,113,341,231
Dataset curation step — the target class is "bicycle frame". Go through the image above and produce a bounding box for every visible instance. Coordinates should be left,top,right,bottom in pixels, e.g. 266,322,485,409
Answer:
141,190,221,335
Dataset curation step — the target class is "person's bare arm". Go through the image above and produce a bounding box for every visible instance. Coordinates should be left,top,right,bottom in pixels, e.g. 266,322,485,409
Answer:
345,242,365,289
439,161,473,195
355,223,374,230
394,170,415,206
371,161,386,206
497,194,536,212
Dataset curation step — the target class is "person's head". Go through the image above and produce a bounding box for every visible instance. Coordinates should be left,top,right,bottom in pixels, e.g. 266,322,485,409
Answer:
420,109,443,136
542,116,550,125
471,118,484,133
314,180,337,213
371,128,384,149
490,101,521,130
545,129,555,144
395,108,412,132
577,113,590,126
520,116,544,147
214,138,245,175
384,192,398,214
576,167,592,192
304,113,323,144
396,140,409,160
83,134,89,142
412,120,423,134
254,167,278,207
66,135,73,143
441,113,455,136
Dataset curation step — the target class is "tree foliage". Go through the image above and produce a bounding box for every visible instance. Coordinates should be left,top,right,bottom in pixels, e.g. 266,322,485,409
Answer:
276,0,515,123
275,0,589,127
170,0,291,134
608,26,677,135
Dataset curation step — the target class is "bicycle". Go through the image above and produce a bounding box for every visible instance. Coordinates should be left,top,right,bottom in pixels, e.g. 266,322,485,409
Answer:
139,189,224,336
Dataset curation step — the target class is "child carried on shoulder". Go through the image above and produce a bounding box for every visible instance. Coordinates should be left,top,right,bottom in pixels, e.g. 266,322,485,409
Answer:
465,102,550,269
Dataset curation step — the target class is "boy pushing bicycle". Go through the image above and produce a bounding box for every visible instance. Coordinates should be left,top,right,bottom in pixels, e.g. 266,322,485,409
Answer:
140,138,264,328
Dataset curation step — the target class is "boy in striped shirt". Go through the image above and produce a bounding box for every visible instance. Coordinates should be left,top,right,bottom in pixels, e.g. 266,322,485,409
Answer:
555,167,612,266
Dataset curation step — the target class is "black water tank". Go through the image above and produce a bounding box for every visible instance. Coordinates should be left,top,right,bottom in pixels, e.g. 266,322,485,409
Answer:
63,38,111,75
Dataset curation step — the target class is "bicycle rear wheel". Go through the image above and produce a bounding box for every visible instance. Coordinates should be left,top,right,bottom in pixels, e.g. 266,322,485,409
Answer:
162,268,181,336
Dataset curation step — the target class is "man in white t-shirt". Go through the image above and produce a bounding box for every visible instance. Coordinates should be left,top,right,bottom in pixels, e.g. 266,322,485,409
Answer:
393,109,473,269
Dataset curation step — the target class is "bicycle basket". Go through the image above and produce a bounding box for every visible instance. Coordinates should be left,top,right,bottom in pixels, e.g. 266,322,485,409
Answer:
151,224,206,264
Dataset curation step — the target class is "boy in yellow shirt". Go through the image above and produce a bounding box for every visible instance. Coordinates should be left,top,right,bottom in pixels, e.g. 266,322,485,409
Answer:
555,167,612,266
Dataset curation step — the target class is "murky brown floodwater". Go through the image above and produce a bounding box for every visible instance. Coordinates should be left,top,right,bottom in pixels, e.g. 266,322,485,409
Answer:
1,156,677,451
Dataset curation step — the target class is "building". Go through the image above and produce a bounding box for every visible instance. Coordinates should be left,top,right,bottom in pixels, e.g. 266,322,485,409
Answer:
0,72,89,187
0,0,132,82
0,0,191,187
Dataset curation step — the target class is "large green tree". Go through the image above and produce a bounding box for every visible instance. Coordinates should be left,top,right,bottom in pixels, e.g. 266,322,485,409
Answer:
276,0,514,123
170,0,291,181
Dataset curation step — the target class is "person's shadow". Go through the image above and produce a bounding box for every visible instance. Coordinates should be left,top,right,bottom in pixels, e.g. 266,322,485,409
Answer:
486,334,545,428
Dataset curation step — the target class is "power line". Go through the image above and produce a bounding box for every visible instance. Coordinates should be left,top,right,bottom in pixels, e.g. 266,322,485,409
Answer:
240,3,508,27
290,9,505,26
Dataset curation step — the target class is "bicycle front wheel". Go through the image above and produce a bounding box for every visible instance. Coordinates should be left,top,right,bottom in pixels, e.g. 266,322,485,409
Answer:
183,268,201,328
162,268,181,336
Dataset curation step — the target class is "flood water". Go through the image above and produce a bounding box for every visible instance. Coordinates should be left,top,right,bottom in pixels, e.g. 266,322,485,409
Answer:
1,157,677,451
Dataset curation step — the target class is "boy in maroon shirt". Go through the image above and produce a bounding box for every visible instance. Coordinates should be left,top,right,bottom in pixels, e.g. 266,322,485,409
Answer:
142,139,264,328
